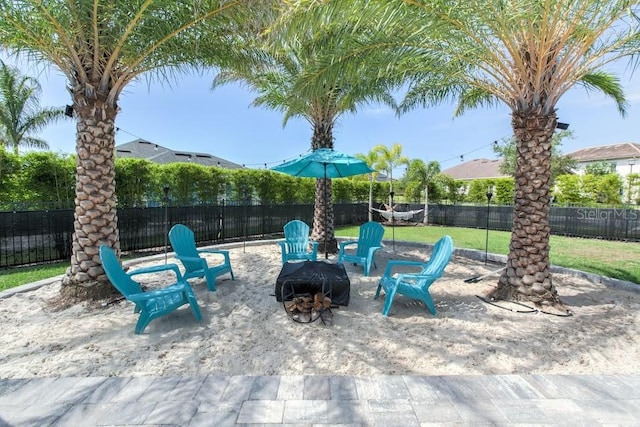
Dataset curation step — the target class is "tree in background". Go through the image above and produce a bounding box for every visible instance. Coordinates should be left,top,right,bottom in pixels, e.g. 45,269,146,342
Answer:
554,175,584,204
554,173,623,205
114,158,157,208
582,174,623,205
438,175,466,204
493,130,577,184
0,146,20,207
18,151,75,208
355,150,382,221
372,143,409,208
585,161,617,176
464,177,515,205
629,173,640,205
212,9,396,254
403,159,440,223
0,0,273,299
0,60,66,154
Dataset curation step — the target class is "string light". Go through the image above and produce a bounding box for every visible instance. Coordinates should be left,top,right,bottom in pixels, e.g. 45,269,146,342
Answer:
436,134,511,166
115,126,512,170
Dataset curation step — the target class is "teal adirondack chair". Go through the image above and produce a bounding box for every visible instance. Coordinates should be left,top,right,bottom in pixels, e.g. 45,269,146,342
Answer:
375,235,454,317
99,245,202,334
337,221,385,276
279,220,319,264
169,224,234,291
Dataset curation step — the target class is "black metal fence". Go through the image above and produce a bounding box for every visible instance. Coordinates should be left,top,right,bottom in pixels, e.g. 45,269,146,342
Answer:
1,202,638,268
0,202,368,268
398,203,640,241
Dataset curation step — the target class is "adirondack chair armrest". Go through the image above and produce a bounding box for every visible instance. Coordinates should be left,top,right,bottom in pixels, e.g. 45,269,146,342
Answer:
198,249,231,262
309,241,319,249
367,246,382,257
127,263,185,281
338,240,358,251
382,260,426,277
127,282,187,302
175,254,208,265
395,273,439,284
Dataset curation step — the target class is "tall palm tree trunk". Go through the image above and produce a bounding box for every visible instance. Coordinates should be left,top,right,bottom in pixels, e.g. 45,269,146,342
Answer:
314,177,336,254
61,99,120,300
489,111,563,308
310,119,337,254
423,184,429,224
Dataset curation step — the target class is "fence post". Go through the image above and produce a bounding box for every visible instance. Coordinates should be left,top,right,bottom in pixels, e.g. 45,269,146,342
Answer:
218,199,225,243
485,190,493,265
163,186,170,264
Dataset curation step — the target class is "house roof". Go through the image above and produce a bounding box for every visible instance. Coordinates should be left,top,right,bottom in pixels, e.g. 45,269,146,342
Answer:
567,142,640,162
442,158,508,180
115,139,243,169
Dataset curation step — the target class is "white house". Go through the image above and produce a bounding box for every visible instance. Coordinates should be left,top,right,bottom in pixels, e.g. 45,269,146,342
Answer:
567,142,640,177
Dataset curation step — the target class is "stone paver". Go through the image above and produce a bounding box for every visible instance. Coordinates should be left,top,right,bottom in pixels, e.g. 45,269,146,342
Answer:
0,374,638,426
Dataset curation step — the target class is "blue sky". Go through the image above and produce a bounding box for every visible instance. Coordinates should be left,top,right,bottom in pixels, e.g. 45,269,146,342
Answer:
7,57,640,176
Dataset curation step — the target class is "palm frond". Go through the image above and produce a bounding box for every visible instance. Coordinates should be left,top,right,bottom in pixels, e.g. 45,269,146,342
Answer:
577,71,627,116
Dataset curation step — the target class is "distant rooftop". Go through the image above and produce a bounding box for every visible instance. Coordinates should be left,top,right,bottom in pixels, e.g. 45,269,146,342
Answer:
115,139,243,169
442,158,508,180
567,142,640,162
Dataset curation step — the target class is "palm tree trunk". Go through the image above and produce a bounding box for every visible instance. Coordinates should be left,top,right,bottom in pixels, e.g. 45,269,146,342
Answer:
61,101,120,300
310,119,337,255
423,183,429,224
488,111,564,309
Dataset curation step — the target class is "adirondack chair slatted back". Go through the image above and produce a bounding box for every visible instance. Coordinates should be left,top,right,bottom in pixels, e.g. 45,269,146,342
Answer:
284,220,311,253
279,220,318,264
169,223,234,291
356,221,385,258
337,221,384,276
418,236,454,287
169,224,203,272
100,245,143,297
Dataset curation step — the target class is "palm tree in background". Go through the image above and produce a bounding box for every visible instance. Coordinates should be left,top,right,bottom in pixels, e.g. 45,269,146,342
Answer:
0,0,274,299
212,10,396,254
0,60,66,154
404,159,440,224
355,150,381,221
373,143,409,209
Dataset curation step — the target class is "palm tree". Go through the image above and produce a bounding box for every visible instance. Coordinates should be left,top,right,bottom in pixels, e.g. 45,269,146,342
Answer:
355,150,381,221
405,159,440,224
393,0,640,310
212,12,395,254
288,0,640,309
372,143,409,209
0,60,66,154
0,0,273,299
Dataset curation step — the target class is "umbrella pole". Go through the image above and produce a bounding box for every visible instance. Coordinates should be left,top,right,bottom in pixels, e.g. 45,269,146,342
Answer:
324,164,328,259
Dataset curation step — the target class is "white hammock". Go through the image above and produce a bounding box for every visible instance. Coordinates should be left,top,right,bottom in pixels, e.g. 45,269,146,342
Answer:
370,207,424,221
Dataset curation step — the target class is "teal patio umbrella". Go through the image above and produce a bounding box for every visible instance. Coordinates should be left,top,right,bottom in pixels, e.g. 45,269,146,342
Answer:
271,148,375,258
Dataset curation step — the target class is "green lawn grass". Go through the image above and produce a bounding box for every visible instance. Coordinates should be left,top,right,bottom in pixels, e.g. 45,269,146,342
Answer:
0,262,68,292
336,225,640,284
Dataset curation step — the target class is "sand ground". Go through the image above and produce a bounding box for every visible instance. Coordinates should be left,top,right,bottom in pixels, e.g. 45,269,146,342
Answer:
1,242,638,379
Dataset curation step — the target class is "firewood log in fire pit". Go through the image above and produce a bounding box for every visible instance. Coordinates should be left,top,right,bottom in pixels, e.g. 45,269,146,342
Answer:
284,293,331,314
